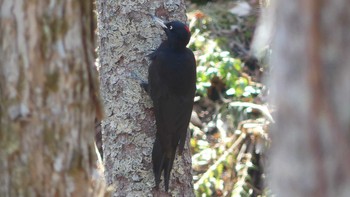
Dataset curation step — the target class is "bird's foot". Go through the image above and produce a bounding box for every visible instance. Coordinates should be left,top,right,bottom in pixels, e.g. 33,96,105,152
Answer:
129,72,149,93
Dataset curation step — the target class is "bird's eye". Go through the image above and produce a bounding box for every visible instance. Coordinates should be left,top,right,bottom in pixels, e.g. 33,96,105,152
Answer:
169,25,173,30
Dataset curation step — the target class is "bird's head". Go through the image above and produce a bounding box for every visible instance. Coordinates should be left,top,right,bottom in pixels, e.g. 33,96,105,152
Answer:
152,16,191,49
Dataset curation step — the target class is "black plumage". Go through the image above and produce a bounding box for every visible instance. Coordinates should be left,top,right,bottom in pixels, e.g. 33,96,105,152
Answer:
147,16,196,191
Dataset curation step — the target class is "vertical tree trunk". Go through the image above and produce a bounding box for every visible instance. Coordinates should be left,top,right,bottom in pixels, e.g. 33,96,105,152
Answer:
267,0,350,196
96,0,194,196
0,0,101,196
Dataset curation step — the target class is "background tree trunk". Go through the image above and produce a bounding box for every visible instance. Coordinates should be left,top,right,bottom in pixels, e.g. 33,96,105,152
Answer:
267,0,350,196
96,0,194,196
0,0,101,196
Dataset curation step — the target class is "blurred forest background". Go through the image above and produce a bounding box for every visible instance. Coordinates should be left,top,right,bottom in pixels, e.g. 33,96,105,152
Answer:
184,0,350,196
185,0,270,196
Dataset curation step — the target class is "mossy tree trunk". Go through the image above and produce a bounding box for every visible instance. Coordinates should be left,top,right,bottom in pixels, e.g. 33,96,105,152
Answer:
96,0,194,196
0,0,101,196
268,0,350,196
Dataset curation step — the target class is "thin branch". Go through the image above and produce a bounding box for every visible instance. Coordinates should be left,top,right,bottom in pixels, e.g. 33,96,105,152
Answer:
194,133,246,189
229,102,274,123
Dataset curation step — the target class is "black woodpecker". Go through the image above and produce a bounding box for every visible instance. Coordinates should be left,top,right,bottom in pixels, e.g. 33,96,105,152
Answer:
145,16,196,192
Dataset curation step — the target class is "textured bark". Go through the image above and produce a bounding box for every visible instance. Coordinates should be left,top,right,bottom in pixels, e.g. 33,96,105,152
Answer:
0,0,101,196
96,0,194,196
267,0,350,196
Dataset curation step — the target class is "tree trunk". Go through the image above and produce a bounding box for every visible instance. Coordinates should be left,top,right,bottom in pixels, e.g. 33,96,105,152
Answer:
0,0,101,196
96,0,194,196
267,0,350,196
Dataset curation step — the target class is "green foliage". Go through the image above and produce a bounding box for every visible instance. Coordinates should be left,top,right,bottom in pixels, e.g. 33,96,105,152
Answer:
188,9,260,99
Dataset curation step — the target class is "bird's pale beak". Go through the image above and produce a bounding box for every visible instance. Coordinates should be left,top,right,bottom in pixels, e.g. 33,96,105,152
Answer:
152,15,168,29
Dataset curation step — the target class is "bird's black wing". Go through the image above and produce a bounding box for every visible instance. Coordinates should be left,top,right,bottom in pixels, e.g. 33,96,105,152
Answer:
149,48,196,191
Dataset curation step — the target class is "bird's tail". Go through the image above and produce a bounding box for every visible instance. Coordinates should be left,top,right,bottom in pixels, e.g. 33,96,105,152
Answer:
152,137,176,192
